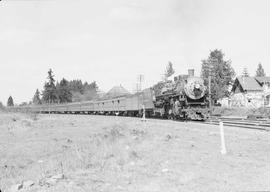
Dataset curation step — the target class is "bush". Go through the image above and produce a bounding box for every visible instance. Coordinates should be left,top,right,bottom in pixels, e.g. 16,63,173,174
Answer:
247,107,270,119
211,107,250,117
212,106,270,118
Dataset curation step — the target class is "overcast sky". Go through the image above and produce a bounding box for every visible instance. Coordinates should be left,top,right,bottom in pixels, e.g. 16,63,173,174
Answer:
1,0,270,104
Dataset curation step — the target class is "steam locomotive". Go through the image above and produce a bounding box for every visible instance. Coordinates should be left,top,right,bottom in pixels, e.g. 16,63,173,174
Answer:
13,70,209,120
152,69,209,120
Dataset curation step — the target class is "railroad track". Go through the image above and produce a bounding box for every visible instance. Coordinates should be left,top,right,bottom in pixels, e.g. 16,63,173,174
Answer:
78,114,270,131
15,108,270,131
206,116,270,131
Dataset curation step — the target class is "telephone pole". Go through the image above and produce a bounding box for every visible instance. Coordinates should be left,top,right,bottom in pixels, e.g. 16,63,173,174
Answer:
208,58,217,114
137,74,144,117
137,74,144,92
209,71,211,110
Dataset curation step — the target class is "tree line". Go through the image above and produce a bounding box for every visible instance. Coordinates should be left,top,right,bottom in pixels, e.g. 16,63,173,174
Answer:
32,69,98,105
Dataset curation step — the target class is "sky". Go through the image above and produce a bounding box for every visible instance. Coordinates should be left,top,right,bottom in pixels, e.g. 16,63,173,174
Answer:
1,0,270,104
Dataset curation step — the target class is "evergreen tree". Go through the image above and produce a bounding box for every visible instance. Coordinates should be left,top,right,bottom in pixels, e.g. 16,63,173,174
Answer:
165,61,175,79
68,80,84,94
69,80,98,101
57,78,72,103
19,102,28,106
42,69,58,103
242,67,249,77
32,89,42,105
256,63,266,77
81,81,98,101
7,96,14,107
201,49,235,101
82,81,98,93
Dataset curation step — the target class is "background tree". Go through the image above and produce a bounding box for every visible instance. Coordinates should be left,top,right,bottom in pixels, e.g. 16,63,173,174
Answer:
70,81,98,102
242,67,249,77
40,68,99,103
0,102,5,110
32,89,42,104
68,80,84,94
19,102,28,106
81,81,98,101
255,63,266,77
201,49,235,102
42,69,58,103
56,78,72,103
164,61,175,80
7,96,14,107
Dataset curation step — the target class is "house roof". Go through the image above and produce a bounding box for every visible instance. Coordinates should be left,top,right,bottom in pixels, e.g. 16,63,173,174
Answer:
234,76,263,92
255,77,270,84
104,85,130,98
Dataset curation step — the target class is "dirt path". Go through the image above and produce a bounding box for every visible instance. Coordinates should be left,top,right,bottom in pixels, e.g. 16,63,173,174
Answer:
1,113,270,192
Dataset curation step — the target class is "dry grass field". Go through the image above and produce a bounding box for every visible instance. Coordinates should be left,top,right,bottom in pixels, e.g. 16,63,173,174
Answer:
1,112,270,192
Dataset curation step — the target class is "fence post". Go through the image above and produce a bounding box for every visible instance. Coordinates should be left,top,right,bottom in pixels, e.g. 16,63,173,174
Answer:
219,121,227,155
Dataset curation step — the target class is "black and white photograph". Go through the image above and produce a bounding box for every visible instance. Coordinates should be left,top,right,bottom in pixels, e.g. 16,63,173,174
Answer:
1,0,270,191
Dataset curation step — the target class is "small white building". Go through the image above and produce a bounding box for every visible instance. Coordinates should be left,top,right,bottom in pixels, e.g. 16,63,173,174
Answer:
228,76,270,108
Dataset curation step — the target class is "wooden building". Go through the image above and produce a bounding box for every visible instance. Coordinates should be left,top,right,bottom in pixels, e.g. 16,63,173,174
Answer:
229,76,270,107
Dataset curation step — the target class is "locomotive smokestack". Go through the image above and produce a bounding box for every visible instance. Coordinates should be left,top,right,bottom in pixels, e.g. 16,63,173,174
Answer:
188,69,194,77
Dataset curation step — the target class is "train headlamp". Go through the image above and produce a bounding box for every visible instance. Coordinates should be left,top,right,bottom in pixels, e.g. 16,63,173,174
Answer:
195,83,200,89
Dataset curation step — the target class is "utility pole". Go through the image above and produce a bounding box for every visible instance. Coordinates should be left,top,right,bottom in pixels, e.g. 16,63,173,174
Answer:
137,74,144,92
137,74,144,117
208,70,211,110
208,58,217,115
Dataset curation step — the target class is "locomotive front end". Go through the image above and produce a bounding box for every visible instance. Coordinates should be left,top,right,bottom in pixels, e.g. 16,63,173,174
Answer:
182,76,209,120
184,77,206,101
152,70,209,120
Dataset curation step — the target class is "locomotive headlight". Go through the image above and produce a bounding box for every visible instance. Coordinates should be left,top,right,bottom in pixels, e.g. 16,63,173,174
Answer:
195,83,200,89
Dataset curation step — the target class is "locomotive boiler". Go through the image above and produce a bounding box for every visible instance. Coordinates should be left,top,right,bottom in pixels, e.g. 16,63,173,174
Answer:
152,69,209,120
